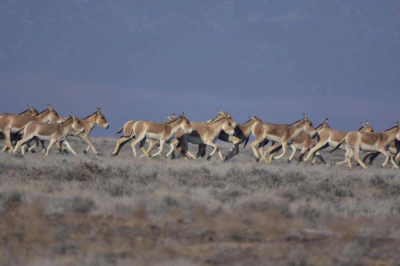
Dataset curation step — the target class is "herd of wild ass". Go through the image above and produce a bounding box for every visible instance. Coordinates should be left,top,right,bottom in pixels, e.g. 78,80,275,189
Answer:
0,105,399,169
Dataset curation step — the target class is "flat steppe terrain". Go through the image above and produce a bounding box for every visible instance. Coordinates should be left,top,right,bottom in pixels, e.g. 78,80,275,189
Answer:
1,137,400,266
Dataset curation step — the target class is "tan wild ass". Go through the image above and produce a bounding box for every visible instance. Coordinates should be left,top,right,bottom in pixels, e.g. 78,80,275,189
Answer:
362,140,400,166
196,116,263,161
250,114,315,163
172,112,237,161
268,118,330,164
121,114,194,158
335,123,400,169
112,113,192,159
0,105,60,152
0,106,39,152
13,113,85,156
54,108,109,155
303,121,374,164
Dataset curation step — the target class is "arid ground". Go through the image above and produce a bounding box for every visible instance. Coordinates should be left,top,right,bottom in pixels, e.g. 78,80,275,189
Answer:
1,138,400,266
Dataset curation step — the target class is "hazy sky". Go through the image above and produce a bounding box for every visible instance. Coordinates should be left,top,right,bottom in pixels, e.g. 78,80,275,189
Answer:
1,0,399,136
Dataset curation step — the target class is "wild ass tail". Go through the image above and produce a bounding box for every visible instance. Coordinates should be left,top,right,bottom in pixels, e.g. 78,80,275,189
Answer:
244,135,250,147
116,125,124,134
330,138,345,153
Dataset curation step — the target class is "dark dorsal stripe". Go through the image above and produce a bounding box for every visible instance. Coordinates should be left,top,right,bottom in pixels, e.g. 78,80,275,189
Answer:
165,116,184,124
37,109,49,115
61,117,73,124
205,115,220,123
315,122,326,130
384,125,399,132
289,119,304,126
18,109,30,115
84,111,98,119
241,118,253,125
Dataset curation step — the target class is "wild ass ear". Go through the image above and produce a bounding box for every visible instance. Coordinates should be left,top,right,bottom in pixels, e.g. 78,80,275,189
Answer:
70,112,75,119
166,115,173,121
397,122,400,128
47,104,53,110
366,120,369,125
361,122,365,127
303,113,307,120
172,113,176,119
218,111,226,115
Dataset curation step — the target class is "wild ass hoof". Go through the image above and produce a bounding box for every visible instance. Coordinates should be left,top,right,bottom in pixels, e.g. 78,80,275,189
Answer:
83,150,87,154
111,153,117,157
206,156,211,161
224,156,229,162
96,153,101,156
287,159,291,164
31,150,36,154
256,158,260,163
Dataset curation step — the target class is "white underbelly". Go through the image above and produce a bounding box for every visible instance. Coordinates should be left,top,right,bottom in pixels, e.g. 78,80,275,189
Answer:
146,132,161,140
266,135,281,143
360,143,376,151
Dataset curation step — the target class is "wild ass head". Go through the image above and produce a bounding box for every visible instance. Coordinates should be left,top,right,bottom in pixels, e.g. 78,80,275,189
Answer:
45,104,61,123
95,107,110,129
27,105,39,117
70,113,85,133
177,113,193,134
221,113,235,136
300,113,316,136
359,121,374,132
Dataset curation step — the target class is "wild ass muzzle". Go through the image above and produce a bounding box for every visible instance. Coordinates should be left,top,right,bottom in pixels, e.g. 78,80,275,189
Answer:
251,114,315,163
0,104,60,152
303,121,374,164
13,113,85,156
121,114,193,159
335,122,400,169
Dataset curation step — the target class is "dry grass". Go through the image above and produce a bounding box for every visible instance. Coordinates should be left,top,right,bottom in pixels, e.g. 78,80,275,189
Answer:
0,137,400,266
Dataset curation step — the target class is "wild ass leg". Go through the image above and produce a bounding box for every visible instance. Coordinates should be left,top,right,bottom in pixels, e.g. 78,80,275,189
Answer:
395,152,400,164
81,135,99,155
56,142,67,154
261,142,281,163
315,152,327,165
14,135,35,155
139,140,158,158
297,146,308,164
288,146,297,162
271,142,288,162
63,140,78,156
4,130,14,153
112,135,135,156
130,135,146,158
205,141,221,161
250,139,264,162
303,140,329,162
44,139,57,157
152,140,166,157
226,144,240,161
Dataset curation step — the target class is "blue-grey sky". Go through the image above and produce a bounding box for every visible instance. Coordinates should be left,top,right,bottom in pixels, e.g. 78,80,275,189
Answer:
1,0,399,136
